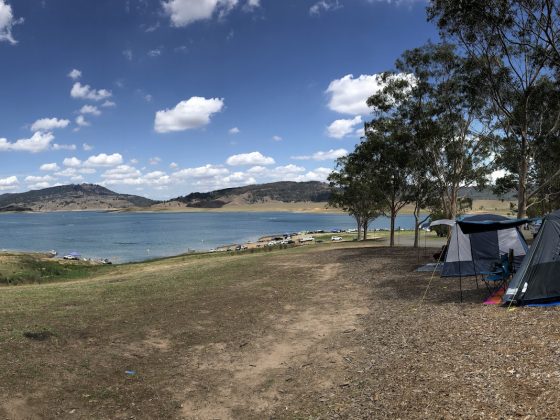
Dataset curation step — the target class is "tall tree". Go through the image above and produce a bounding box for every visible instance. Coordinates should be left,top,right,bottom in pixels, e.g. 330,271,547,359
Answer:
428,0,560,218
328,153,382,240
357,117,415,247
368,43,493,221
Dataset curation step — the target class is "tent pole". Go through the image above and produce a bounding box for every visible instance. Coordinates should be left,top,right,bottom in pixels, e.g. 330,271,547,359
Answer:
457,224,463,303
469,235,479,290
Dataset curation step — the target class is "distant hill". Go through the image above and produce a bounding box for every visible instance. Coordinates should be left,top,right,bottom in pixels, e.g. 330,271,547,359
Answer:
0,184,156,212
167,181,332,208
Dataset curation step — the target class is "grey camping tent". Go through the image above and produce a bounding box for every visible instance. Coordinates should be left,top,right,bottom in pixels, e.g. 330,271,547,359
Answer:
438,214,528,278
503,209,560,305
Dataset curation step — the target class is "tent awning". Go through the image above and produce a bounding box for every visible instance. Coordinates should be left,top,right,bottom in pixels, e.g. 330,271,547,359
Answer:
430,219,455,227
457,218,531,234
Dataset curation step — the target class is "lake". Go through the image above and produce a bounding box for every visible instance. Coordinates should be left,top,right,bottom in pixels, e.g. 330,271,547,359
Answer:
0,211,420,263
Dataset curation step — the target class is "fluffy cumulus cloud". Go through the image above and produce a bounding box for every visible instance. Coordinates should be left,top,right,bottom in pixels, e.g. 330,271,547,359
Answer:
228,127,240,135
84,153,123,167
154,96,224,133
326,73,415,115
52,143,77,151
40,163,60,171
326,116,362,139
63,157,82,167
30,118,70,132
0,132,54,153
163,0,260,27
310,0,342,16
226,151,275,166
292,148,348,161
326,74,380,115
79,105,101,116
173,164,229,179
75,115,90,127
0,0,20,44
25,175,56,189
0,175,18,190
71,82,112,101
68,69,82,80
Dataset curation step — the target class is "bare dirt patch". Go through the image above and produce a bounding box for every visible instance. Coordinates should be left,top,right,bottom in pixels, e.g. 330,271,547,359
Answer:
3,244,560,418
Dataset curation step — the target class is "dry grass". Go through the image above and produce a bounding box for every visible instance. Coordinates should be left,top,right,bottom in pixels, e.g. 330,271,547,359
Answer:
1,242,559,419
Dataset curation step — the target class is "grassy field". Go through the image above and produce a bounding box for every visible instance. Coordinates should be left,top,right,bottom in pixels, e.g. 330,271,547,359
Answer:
2,237,558,419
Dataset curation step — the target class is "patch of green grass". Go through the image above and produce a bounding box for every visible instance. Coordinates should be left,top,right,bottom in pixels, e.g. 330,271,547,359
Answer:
0,254,113,286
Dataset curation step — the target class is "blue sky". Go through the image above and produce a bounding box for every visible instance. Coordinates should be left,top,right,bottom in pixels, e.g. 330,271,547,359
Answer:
0,0,437,199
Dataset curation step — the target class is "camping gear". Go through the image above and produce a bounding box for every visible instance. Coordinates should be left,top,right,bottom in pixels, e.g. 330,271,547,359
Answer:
429,214,529,303
480,253,511,292
503,209,560,305
437,214,528,278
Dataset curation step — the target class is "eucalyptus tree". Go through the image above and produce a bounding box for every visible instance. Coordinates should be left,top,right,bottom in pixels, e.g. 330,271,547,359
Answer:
368,42,494,221
357,118,416,247
328,153,382,240
428,0,560,218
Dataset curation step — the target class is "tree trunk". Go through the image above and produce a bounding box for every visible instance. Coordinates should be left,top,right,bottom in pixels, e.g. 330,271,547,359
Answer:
449,186,458,220
355,214,362,241
413,204,420,248
390,208,396,247
518,136,528,219
363,219,368,241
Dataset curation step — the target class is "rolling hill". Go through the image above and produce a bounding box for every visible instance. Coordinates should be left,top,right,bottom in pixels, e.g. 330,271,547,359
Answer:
0,184,156,212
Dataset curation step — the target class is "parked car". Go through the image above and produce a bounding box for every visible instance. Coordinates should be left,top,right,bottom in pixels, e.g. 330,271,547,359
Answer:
331,236,343,241
299,236,315,243
529,219,542,238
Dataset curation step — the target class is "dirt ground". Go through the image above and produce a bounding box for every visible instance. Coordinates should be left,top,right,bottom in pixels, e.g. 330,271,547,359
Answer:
1,244,560,419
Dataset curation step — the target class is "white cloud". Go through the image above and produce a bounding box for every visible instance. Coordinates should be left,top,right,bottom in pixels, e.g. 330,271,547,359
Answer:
75,115,90,127
326,73,415,115
169,162,179,169
84,153,123,167
154,96,224,133
30,118,70,132
247,165,266,174
27,181,52,190
63,157,82,167
292,148,348,161
272,135,283,142
226,151,275,166
162,0,240,27
70,82,112,101
40,163,60,171
294,167,332,182
0,175,18,190
52,143,77,151
0,0,20,45
101,100,116,108
149,156,161,165
148,48,162,57
173,164,229,179
79,105,101,116
326,116,362,139
229,127,240,135
82,143,93,151
68,69,82,80
310,0,342,16
0,132,54,153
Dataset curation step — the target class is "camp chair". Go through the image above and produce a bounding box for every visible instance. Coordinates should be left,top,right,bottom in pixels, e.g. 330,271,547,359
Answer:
480,254,511,293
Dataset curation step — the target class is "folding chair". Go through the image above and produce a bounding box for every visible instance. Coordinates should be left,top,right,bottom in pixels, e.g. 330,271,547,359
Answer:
480,254,511,293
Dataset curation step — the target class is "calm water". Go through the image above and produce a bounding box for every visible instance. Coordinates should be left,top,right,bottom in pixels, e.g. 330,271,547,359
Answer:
0,212,419,263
